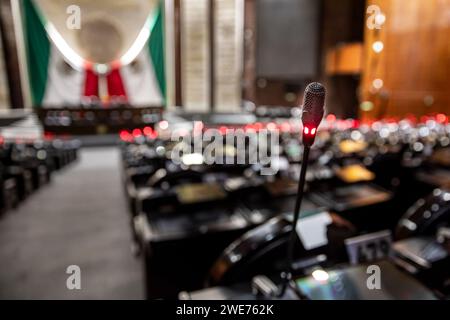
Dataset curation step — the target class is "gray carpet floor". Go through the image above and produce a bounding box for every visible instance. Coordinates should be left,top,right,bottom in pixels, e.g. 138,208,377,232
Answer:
0,147,143,299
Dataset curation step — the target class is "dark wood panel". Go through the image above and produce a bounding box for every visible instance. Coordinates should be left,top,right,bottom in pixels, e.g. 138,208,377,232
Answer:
0,0,24,109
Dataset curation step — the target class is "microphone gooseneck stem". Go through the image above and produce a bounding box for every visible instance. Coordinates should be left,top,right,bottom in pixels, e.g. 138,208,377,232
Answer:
279,144,310,298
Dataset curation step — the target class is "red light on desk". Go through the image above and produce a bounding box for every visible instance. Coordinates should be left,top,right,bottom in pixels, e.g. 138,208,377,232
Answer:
436,113,447,124
420,116,430,123
44,132,55,140
351,119,360,128
326,114,336,122
266,122,277,131
143,126,153,136
254,122,263,131
132,128,142,137
245,124,256,133
219,126,228,135
280,122,291,132
119,130,131,142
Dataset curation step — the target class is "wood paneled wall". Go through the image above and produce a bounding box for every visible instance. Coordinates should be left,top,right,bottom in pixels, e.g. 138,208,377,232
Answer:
242,0,366,117
361,0,450,120
0,0,25,109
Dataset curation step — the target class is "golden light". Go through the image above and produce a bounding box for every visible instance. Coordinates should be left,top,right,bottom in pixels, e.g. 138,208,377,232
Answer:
375,13,386,26
373,79,384,90
360,101,374,112
372,41,384,53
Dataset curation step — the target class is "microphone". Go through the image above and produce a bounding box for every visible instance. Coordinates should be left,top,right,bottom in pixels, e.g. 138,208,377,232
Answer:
251,82,327,300
277,82,326,299
301,82,326,147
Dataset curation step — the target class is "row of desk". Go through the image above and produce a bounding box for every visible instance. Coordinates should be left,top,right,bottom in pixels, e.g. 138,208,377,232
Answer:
0,139,80,214
120,113,450,299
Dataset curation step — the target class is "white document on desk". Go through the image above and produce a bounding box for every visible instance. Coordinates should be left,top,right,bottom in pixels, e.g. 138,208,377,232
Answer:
296,212,332,250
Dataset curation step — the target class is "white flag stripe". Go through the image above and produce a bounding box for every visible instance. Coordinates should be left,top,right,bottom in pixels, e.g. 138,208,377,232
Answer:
121,45,164,106
42,43,83,107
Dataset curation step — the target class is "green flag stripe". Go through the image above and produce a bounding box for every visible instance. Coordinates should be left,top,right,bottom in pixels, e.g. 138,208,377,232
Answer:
148,2,166,104
21,0,50,107
22,0,164,106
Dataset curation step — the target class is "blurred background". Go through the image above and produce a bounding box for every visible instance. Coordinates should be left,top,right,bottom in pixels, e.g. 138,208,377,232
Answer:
1,0,448,118
0,0,449,300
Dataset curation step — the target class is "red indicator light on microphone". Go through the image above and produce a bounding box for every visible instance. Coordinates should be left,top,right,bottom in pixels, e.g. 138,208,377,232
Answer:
303,127,317,136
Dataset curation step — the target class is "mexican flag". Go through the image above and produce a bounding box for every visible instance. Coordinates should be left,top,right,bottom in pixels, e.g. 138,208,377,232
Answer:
21,0,165,107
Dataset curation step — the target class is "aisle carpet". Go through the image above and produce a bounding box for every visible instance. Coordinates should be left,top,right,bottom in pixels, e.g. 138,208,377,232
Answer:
0,147,143,299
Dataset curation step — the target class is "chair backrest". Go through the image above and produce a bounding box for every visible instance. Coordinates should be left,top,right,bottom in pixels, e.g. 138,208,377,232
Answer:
395,189,450,240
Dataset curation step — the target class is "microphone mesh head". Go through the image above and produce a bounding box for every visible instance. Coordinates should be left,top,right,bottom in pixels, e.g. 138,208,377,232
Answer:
302,82,326,128
306,82,326,95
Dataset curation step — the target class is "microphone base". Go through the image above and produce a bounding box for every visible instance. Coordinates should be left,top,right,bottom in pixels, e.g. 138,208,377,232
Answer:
251,274,309,300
